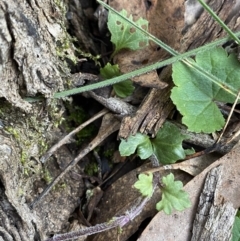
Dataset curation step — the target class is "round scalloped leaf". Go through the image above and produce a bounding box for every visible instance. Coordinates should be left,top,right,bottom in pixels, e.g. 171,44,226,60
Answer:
134,173,153,197
151,122,187,164
119,133,153,159
156,173,191,214
100,63,134,97
171,47,240,133
107,9,149,53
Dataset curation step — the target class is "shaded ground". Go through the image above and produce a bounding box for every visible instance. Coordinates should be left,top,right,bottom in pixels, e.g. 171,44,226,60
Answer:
0,0,240,241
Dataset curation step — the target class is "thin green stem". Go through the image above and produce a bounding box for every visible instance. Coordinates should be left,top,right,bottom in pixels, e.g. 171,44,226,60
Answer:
27,1,240,101
96,0,239,98
198,0,240,45
53,29,238,99
53,28,240,99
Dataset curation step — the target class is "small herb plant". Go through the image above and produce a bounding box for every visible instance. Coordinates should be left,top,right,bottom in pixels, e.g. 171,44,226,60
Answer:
104,9,192,214
119,122,194,164
156,173,191,214
98,8,149,98
100,63,135,98
171,47,240,133
103,3,193,216
119,122,193,214
134,172,191,215
45,0,240,240
98,0,240,217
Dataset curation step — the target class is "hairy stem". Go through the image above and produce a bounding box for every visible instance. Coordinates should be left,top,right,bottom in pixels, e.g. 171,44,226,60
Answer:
198,0,240,45
96,0,239,98
54,29,240,99
45,196,152,241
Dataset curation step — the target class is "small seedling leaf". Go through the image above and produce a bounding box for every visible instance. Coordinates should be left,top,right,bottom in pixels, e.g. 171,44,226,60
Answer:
171,47,240,133
152,122,189,164
134,173,153,197
119,133,153,159
113,80,135,98
108,9,149,54
156,173,191,214
100,62,121,79
100,63,134,97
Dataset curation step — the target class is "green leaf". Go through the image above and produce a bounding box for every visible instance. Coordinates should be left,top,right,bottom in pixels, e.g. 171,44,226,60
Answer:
100,63,134,97
156,173,191,214
107,9,149,54
232,211,240,241
113,80,135,98
100,63,121,79
184,148,195,156
151,122,188,164
171,47,240,133
119,122,190,163
134,173,153,197
119,133,153,159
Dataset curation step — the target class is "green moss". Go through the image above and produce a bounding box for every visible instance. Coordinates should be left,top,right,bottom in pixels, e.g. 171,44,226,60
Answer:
84,161,98,176
53,0,67,16
52,0,101,67
20,150,28,165
46,99,65,128
103,148,115,159
5,127,20,139
75,48,101,66
42,167,53,184
0,100,62,176
50,0,79,68
56,36,79,64
59,182,67,189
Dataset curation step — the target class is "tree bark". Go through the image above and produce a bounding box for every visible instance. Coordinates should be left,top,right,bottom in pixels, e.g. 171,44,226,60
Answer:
0,0,90,240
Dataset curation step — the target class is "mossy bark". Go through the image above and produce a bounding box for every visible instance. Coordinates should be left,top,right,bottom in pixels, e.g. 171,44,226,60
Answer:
0,0,88,240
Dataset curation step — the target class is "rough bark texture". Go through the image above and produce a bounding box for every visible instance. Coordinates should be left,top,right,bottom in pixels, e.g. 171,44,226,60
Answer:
191,166,236,241
0,0,90,240
1,0,69,111
0,103,86,240
181,0,240,52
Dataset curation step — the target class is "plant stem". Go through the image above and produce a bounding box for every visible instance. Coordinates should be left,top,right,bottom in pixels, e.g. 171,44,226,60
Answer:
26,1,240,101
45,196,151,241
198,0,240,45
54,30,240,99
97,0,239,97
